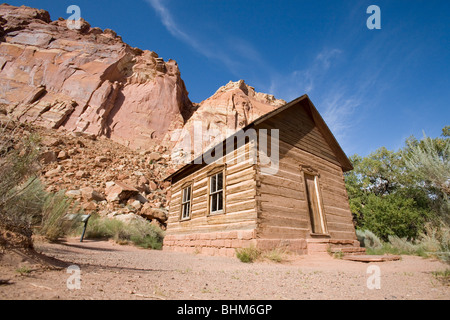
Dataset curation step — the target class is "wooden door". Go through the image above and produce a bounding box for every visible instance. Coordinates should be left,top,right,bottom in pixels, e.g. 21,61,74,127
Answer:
304,173,326,234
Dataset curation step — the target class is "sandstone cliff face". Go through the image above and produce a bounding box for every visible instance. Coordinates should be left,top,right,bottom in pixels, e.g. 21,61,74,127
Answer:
172,80,286,161
0,4,284,154
0,4,192,149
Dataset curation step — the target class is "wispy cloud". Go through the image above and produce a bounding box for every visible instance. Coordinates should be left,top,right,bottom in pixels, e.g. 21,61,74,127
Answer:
146,0,191,45
320,90,362,144
267,48,343,101
146,0,269,77
146,1,366,155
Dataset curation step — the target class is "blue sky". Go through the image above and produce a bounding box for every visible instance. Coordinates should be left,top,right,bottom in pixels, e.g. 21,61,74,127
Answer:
6,0,450,157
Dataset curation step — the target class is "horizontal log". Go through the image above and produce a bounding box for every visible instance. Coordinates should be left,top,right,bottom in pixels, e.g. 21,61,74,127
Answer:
258,215,309,229
226,179,256,195
227,199,256,214
259,183,305,201
226,188,255,203
257,226,309,239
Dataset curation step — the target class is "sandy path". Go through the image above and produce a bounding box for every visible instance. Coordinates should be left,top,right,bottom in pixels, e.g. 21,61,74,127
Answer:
0,238,448,300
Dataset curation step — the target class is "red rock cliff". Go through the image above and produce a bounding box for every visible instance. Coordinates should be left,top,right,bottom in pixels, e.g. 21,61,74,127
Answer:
0,4,193,149
0,4,284,152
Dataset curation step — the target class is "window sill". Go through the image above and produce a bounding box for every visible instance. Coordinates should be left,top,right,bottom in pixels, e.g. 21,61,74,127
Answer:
208,211,225,217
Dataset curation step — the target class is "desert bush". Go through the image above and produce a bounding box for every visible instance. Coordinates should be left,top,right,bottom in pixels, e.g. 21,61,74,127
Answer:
84,215,123,240
235,246,261,263
0,122,42,247
359,224,450,261
38,191,80,242
261,247,289,263
1,178,46,240
84,215,164,250
418,222,450,261
356,229,383,249
127,218,164,250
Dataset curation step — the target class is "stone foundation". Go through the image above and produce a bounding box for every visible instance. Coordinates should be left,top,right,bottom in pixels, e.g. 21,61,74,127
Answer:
163,230,256,258
163,230,311,257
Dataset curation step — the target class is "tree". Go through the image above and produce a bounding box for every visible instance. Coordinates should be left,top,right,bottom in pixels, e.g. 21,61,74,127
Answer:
403,127,449,224
344,127,449,240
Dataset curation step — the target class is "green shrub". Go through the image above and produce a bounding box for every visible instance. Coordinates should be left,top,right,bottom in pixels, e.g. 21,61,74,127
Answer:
127,219,164,250
39,191,80,242
236,246,261,263
84,215,164,250
261,247,289,263
0,124,42,247
356,229,383,249
84,215,124,240
360,224,450,261
359,193,428,241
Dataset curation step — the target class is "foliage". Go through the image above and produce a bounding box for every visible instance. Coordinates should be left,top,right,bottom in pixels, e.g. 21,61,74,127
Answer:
261,247,289,263
356,229,383,249
345,126,449,242
404,130,449,224
0,121,42,246
359,193,429,241
358,223,449,261
431,269,450,286
235,246,261,263
0,121,79,247
84,215,164,250
39,191,79,242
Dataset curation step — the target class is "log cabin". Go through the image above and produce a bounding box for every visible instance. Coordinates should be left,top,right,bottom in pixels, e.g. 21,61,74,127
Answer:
163,95,363,257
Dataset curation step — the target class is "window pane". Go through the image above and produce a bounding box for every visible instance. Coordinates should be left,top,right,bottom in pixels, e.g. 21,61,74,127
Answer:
186,186,191,201
217,173,223,191
211,175,217,193
182,188,186,203
218,192,223,211
186,203,190,218
211,194,217,212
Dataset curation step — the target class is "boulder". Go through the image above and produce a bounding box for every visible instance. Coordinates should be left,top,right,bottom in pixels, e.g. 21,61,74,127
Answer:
65,190,81,198
57,150,69,160
45,165,63,177
39,151,57,164
140,203,168,223
95,156,109,163
82,201,98,211
80,187,106,202
148,152,162,162
148,181,158,191
75,170,90,179
106,181,139,202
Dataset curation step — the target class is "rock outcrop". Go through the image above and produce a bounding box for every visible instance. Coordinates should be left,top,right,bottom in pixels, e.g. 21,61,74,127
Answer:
172,80,286,161
0,4,285,156
0,4,193,150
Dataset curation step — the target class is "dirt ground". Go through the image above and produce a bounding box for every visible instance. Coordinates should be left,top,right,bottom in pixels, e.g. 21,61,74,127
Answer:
0,238,448,300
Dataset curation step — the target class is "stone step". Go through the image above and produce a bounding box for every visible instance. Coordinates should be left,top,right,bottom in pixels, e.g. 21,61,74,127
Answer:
342,255,401,262
307,242,331,255
307,239,366,256
330,246,367,255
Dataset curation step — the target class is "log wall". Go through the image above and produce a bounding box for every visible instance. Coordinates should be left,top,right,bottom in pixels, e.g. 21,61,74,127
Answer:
164,141,258,253
255,105,357,243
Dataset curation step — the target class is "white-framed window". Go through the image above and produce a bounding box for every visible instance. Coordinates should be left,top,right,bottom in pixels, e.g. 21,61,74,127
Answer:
209,171,224,214
181,185,192,220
